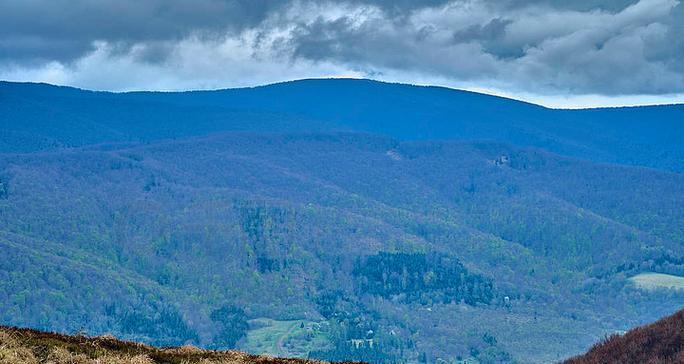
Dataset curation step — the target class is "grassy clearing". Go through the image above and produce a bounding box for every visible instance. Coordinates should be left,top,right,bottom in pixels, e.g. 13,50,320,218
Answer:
629,273,684,291
239,319,330,359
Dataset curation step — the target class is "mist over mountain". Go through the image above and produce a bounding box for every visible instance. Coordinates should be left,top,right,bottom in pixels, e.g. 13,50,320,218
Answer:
0,79,683,363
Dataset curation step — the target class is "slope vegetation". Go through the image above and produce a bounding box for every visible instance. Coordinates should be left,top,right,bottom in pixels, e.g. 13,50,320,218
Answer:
564,309,684,364
1,134,682,363
1,79,683,171
1,79,683,363
0,325,326,364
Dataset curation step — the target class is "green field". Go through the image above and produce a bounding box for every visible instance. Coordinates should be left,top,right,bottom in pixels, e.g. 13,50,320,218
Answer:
238,318,331,358
629,273,684,291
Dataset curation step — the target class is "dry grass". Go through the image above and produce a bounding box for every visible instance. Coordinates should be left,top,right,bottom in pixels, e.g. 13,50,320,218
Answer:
1,331,38,364
563,309,684,364
0,326,350,364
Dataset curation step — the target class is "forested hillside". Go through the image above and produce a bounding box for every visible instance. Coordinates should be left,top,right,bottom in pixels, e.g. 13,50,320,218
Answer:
0,80,683,363
564,309,684,364
2,79,684,171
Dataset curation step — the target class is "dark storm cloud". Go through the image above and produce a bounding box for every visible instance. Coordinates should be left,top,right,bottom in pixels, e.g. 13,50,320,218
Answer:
451,18,520,58
0,0,281,62
284,0,684,94
645,2,684,72
1,0,683,98
0,0,452,63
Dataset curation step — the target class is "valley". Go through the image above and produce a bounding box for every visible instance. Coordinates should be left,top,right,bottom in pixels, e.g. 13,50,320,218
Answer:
0,79,682,363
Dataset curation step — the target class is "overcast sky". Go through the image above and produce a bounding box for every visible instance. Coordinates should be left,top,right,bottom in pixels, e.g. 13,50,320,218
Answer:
2,0,684,107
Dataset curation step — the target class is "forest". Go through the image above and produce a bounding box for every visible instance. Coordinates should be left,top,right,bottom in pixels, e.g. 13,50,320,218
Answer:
0,79,683,363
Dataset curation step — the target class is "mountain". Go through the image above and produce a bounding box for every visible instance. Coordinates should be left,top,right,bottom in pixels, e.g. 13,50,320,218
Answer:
564,309,684,364
2,79,684,171
0,325,322,364
0,79,683,363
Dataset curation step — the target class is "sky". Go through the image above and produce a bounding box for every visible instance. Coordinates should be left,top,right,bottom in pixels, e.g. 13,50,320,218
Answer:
1,0,684,108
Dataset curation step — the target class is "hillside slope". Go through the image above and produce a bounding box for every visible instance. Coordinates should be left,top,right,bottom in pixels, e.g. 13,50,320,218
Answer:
0,325,325,364
564,309,684,364
1,133,683,363
1,78,684,363
1,79,683,171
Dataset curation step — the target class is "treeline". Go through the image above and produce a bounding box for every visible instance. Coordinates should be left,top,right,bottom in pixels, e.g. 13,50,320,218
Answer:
0,176,7,199
238,203,294,274
353,252,494,305
103,303,249,348
308,313,408,364
310,341,398,364
106,302,198,346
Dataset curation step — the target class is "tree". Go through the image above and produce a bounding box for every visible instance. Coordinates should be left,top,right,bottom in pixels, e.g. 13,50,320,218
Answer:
210,305,249,349
0,178,7,199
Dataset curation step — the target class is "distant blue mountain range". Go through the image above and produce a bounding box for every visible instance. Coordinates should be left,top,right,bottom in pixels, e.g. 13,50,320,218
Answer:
2,78,683,171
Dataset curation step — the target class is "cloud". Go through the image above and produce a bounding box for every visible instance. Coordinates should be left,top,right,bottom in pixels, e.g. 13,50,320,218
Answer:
0,32,364,91
1,0,683,103
505,0,684,93
0,0,282,63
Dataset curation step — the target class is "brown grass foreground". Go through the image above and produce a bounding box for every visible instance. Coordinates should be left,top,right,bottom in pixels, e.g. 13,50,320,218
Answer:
563,308,684,364
0,326,347,364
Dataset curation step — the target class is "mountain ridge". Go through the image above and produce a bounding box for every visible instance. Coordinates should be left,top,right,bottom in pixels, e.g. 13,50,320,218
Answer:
5,78,684,110
0,79,548,108
2,78,683,172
